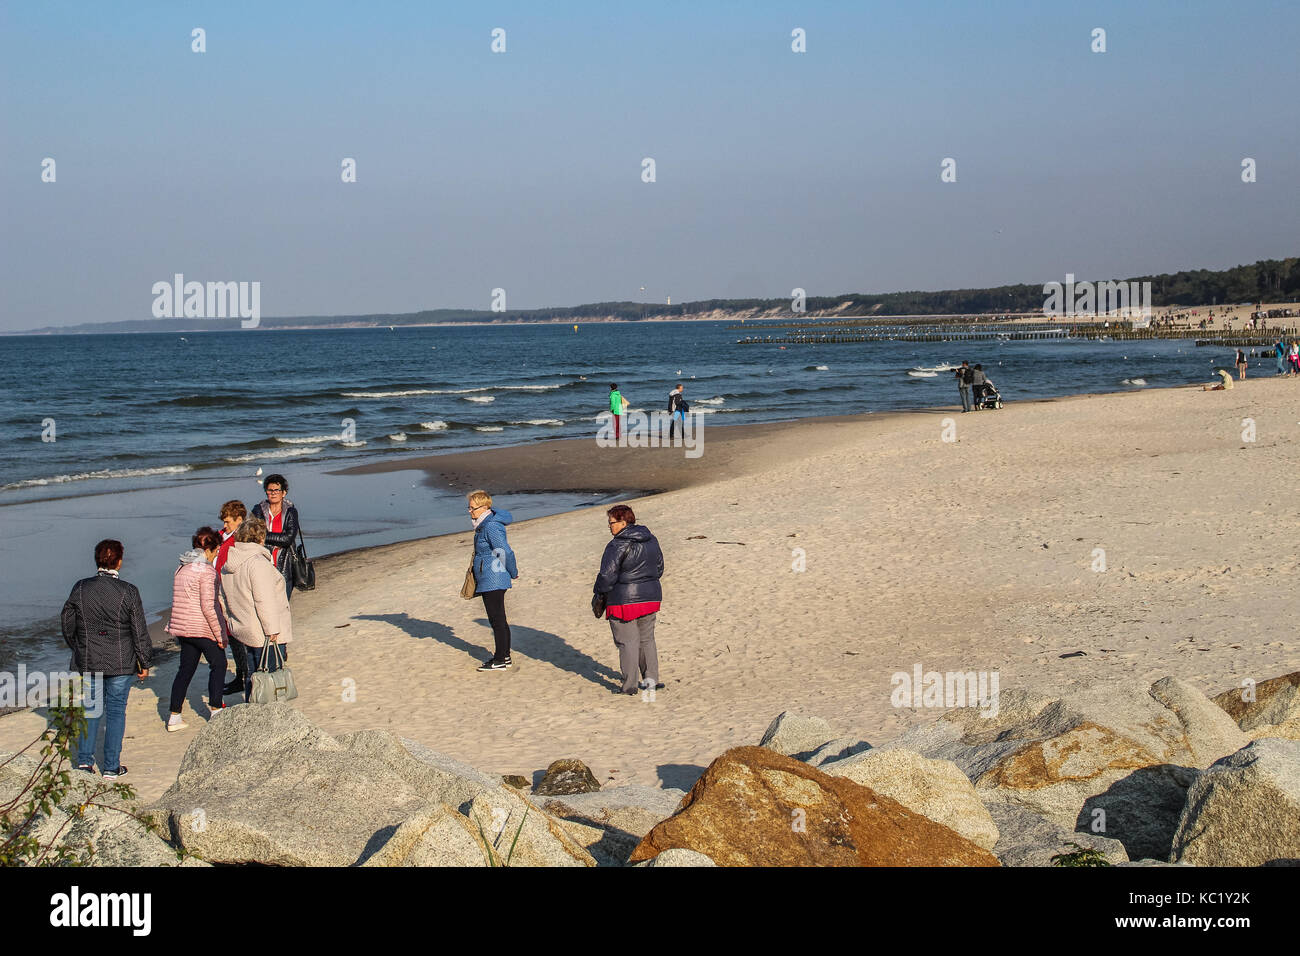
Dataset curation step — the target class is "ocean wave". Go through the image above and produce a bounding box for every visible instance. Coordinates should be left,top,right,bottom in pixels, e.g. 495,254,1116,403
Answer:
341,383,565,399
693,397,725,406
419,421,449,430
907,370,939,378
1121,378,1147,386
912,364,956,373
475,426,504,432
388,432,407,442
225,447,322,463
1,464,193,492
462,395,496,403
276,434,344,445
511,419,564,426
804,365,829,371
341,441,367,447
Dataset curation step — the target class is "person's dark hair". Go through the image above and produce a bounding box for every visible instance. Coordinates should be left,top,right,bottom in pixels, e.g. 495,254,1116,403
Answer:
219,499,247,521
974,364,982,370
192,526,221,551
609,383,618,391
95,539,123,569
263,474,288,493
607,504,636,526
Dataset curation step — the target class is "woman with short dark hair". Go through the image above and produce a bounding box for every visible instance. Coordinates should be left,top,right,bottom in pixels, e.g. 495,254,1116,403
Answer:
251,474,300,600
594,505,665,695
164,527,227,731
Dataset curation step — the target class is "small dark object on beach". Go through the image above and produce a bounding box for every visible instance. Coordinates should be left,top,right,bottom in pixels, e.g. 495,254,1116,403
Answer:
1059,651,1087,658
686,535,707,540
502,774,531,791
534,758,601,796
717,541,746,546
335,623,351,628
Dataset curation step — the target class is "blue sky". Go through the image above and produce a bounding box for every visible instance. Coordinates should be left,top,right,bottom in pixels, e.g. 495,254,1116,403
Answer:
2,0,1297,328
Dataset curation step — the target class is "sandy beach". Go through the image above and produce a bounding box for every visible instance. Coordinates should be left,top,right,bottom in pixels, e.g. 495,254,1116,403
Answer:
4,379,1298,804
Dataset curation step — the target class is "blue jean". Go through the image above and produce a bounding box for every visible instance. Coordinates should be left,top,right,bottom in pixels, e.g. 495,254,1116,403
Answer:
74,673,134,771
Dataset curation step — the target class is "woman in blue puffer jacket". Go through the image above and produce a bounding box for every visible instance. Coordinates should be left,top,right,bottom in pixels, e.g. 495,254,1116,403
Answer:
468,490,519,671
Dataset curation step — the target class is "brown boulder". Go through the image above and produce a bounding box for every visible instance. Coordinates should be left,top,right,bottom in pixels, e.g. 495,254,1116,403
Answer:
627,747,999,867
1212,671,1300,731
534,759,601,796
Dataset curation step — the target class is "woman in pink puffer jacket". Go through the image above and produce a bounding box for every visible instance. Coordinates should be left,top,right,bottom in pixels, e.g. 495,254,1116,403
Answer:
165,527,227,732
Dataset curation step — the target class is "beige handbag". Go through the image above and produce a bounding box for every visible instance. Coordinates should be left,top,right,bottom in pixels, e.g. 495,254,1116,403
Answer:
460,562,477,600
249,642,297,705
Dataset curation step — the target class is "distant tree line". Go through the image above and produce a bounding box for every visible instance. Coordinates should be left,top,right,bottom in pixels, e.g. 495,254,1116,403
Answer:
20,257,1298,334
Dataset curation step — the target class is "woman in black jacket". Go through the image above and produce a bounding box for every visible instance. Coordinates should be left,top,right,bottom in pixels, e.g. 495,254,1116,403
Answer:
594,504,665,695
251,473,299,600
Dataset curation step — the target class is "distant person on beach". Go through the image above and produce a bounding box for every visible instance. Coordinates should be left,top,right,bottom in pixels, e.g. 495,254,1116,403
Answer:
609,384,624,441
1291,342,1300,376
594,504,665,696
1275,339,1287,375
218,517,292,702
61,539,152,779
251,474,299,600
216,500,248,697
668,383,687,438
956,361,972,412
165,527,227,732
1235,349,1248,380
971,364,988,408
468,490,519,672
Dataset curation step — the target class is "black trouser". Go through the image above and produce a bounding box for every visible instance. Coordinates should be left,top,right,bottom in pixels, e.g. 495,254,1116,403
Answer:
480,589,512,660
170,637,228,713
228,637,249,684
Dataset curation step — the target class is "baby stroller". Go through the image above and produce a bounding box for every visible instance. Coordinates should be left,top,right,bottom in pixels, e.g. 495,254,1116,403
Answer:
976,380,1003,409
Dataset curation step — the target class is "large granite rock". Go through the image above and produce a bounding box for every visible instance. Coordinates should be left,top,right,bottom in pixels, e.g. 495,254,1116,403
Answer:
152,704,588,866
464,791,596,866
1,754,203,867
1211,671,1300,732
627,746,999,866
540,786,686,866
1171,738,1300,866
758,712,836,760
534,758,601,796
803,737,873,768
822,749,999,850
984,801,1128,867
1247,718,1300,742
880,677,1248,860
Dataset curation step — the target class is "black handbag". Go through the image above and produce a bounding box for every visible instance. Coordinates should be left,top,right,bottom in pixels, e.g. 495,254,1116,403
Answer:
293,527,316,591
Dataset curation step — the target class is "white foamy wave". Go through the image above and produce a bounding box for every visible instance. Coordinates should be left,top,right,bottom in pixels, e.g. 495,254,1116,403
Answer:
475,426,504,432
341,383,563,399
388,432,407,442
419,421,449,430
340,389,440,399
276,434,343,445
512,419,564,426
2,464,193,492
1122,378,1148,386
813,365,829,371
912,363,956,373
341,441,367,448
907,370,939,378
225,447,322,463
694,396,725,405
462,395,495,403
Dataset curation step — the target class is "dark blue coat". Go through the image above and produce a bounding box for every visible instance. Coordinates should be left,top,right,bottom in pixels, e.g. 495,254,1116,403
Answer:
595,525,664,605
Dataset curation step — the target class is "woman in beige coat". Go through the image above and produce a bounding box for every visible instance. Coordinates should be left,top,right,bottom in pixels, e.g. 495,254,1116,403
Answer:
218,517,293,702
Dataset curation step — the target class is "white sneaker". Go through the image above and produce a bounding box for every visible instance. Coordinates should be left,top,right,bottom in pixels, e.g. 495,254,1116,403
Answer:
166,714,188,733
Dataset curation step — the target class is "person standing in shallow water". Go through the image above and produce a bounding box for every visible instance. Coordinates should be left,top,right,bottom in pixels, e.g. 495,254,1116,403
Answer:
468,490,518,672
609,384,624,442
594,504,665,696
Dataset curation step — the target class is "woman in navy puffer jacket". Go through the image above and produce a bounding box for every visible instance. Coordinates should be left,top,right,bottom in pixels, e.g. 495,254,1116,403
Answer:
468,490,518,671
